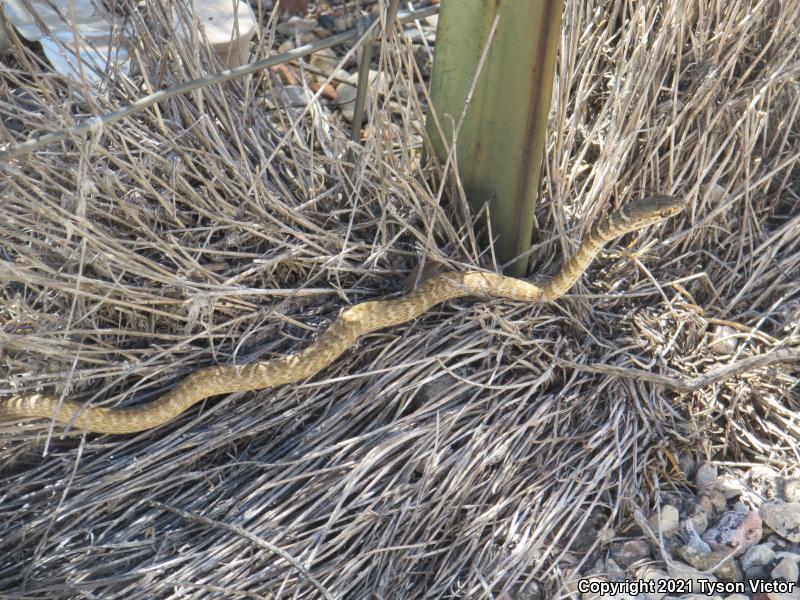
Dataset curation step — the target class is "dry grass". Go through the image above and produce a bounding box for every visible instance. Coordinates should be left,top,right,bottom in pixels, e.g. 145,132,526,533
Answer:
1,0,799,598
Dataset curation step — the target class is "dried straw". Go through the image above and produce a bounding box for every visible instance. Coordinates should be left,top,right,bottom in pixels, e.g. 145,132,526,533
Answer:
1,0,799,597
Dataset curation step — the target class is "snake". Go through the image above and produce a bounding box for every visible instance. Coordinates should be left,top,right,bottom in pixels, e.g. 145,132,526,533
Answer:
0,195,684,434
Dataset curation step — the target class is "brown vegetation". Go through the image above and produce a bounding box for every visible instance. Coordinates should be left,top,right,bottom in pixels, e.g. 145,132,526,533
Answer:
1,0,798,597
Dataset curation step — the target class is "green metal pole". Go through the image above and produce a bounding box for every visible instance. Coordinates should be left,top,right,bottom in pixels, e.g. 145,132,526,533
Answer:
426,0,564,276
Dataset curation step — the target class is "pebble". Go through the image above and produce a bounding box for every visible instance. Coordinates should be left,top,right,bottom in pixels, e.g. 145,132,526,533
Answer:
310,47,338,74
745,563,769,579
649,505,680,537
278,39,295,54
709,324,738,354
748,465,780,482
772,556,800,582
747,465,783,500
700,490,729,514
782,478,800,503
636,565,668,600
660,491,684,509
571,510,615,553
612,539,651,566
677,530,712,562
678,452,697,479
276,16,317,35
579,576,634,600
604,557,624,577
702,510,763,556
712,475,747,499
741,543,777,571
335,70,392,122
766,591,800,600
686,504,710,534
344,69,391,92
761,502,800,543
682,546,741,581
666,561,717,593
335,83,358,121
268,85,315,109
403,26,437,44
696,463,719,486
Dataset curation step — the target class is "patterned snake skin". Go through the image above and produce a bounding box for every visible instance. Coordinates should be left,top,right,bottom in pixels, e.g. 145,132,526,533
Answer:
0,195,685,434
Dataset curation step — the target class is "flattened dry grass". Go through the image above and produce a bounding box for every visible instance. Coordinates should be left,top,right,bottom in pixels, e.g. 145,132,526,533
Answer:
1,0,799,597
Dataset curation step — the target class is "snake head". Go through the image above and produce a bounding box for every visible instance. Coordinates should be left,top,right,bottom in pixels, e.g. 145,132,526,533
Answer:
632,194,686,221
596,194,685,242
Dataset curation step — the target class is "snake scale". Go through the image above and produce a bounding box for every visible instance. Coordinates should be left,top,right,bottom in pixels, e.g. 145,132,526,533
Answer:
0,195,684,434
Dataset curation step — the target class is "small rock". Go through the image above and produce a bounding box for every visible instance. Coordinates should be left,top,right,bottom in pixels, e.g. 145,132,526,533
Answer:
318,13,350,32
745,564,769,580
761,502,800,543
659,491,684,509
570,509,613,553
677,531,713,563
335,81,358,122
343,69,391,93
403,26,436,44
612,539,651,566
276,16,317,35
277,39,296,54
604,557,624,578
766,589,800,600
678,452,697,479
310,47,338,74
768,539,785,549
782,478,800,503
748,465,782,499
741,543,778,571
666,561,718,594
699,490,728,514
586,557,604,576
271,85,315,108
678,545,741,581
777,551,800,561
296,31,317,45
581,577,635,600
636,565,668,600
334,71,392,123
702,510,763,556
696,463,719,486
709,324,738,354
712,474,747,499
276,0,306,15
650,505,680,537
579,576,610,600
773,557,800,582
749,465,780,481
686,504,710,534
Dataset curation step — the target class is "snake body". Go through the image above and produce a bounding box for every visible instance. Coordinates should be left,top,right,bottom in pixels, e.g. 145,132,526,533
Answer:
0,195,684,434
